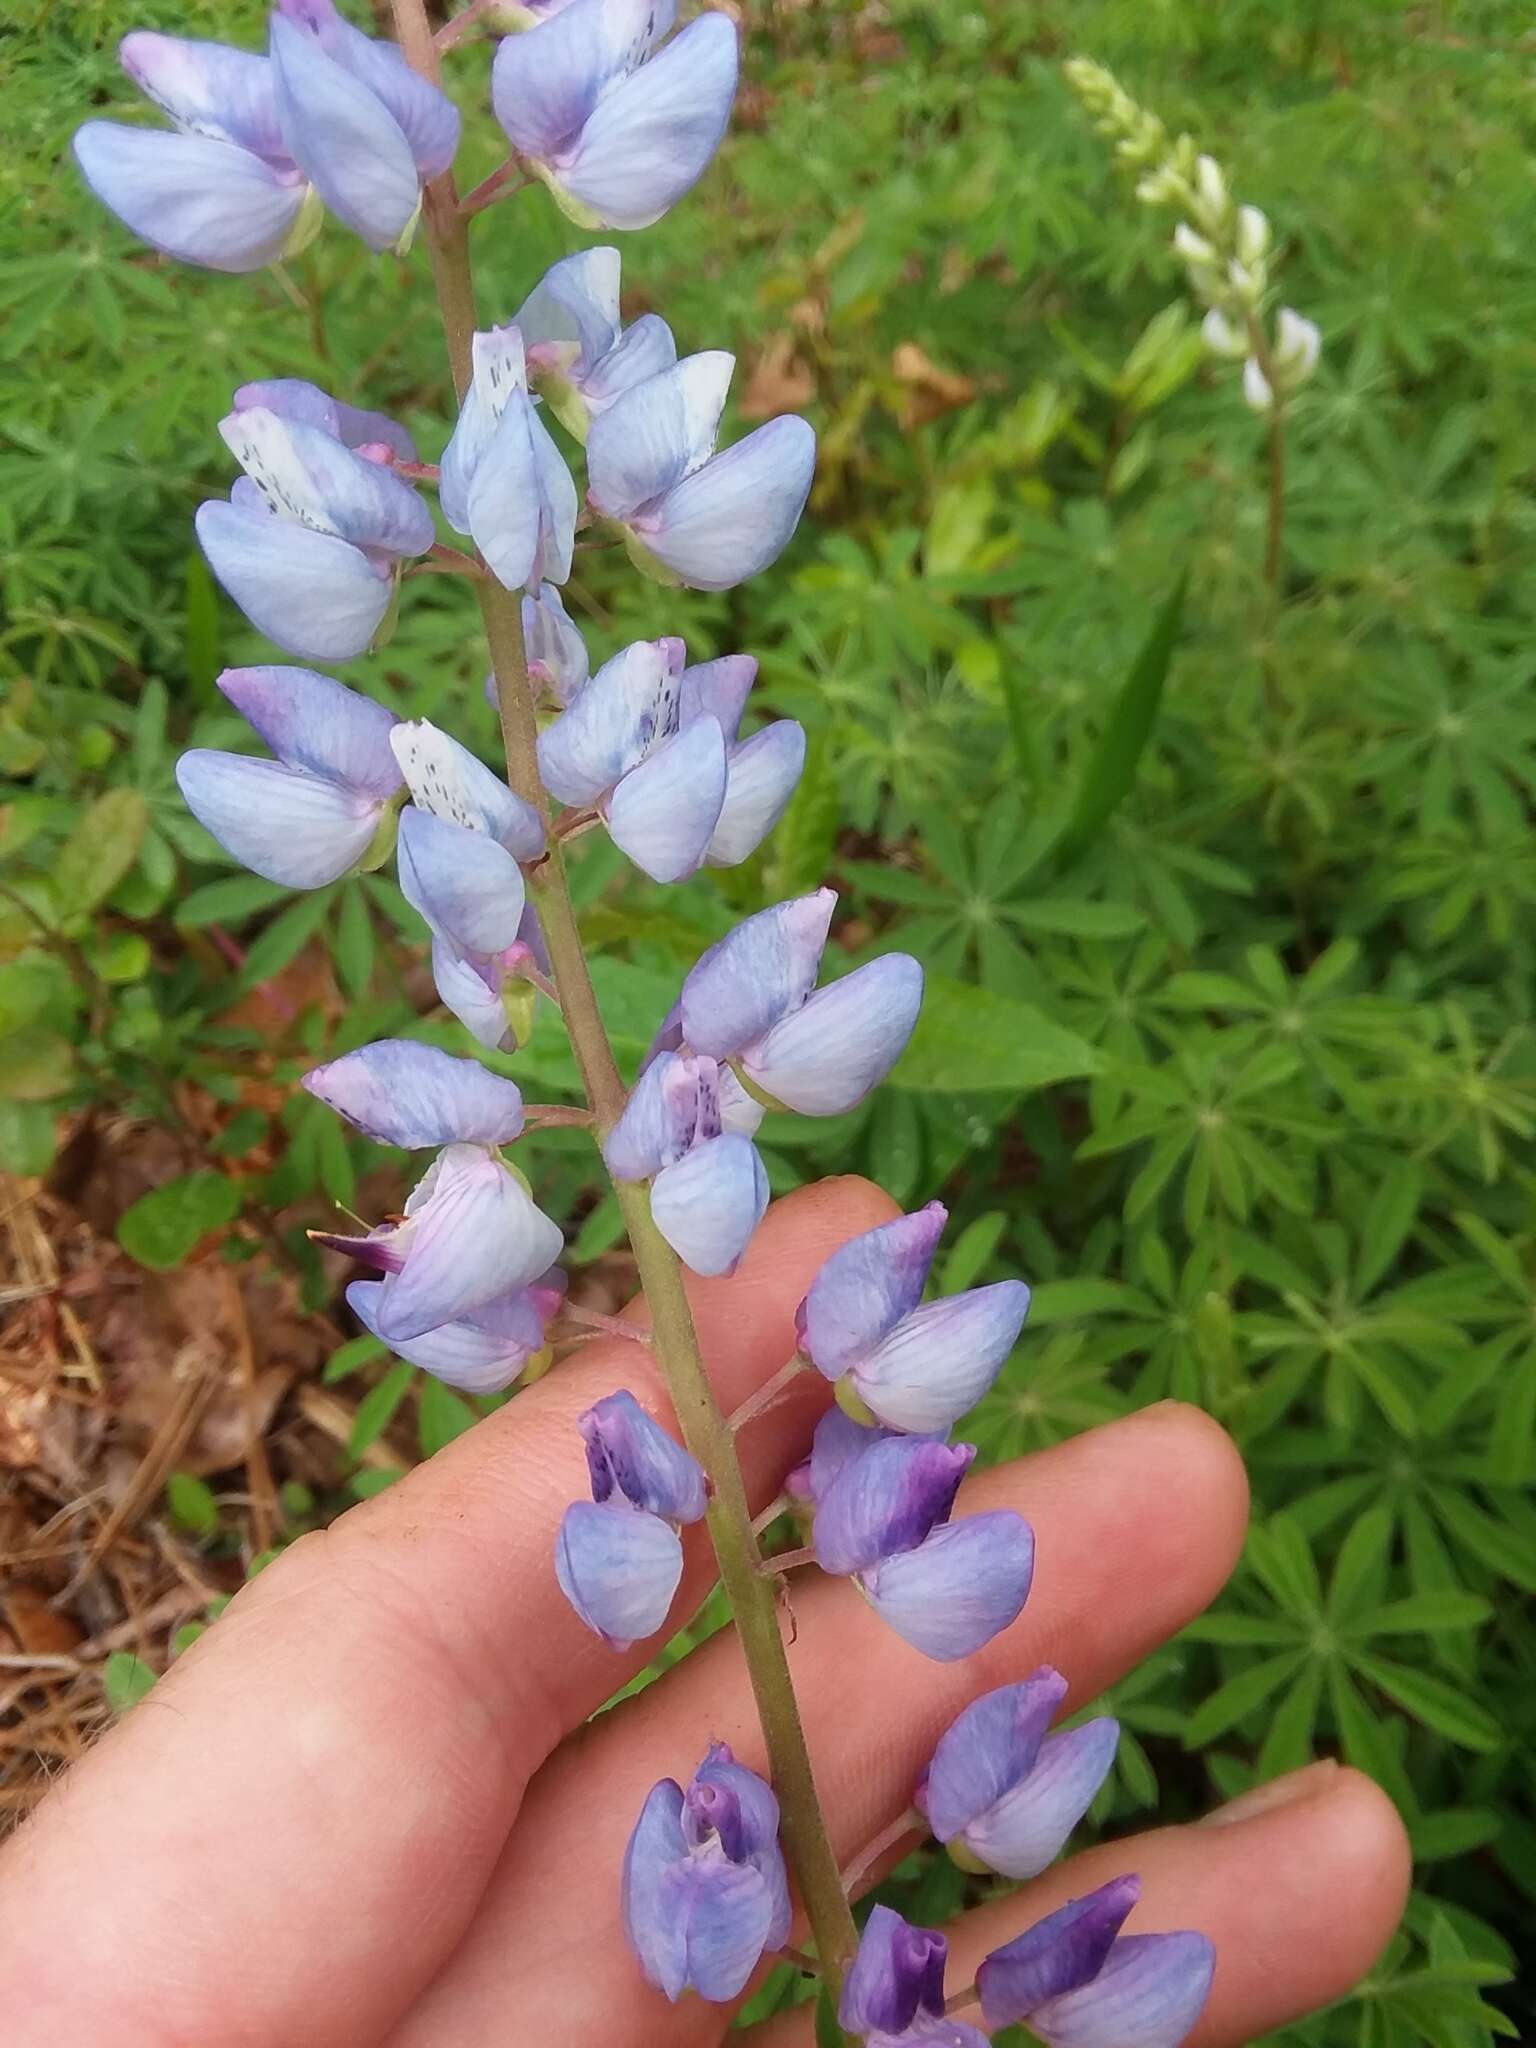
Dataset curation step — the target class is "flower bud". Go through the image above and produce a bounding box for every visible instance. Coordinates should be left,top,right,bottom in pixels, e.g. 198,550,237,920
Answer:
1272,306,1322,386
1191,153,1228,232
1199,308,1243,359
1236,203,1271,267
916,1668,1120,1879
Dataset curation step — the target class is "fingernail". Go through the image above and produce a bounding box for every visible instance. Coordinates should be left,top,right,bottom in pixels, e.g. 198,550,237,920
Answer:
1199,1759,1341,1827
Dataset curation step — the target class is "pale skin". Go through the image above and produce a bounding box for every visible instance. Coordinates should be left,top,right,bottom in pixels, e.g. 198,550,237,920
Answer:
0,1179,1410,2046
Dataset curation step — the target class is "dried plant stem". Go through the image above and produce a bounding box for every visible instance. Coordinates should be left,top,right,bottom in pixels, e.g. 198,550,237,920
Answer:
390,0,859,2000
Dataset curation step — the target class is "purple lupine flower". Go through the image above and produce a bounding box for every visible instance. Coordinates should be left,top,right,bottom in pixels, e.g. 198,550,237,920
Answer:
439,326,577,592
73,28,319,273
805,1418,1034,1661
538,637,726,882
976,1877,1215,2048
302,1037,528,1148
196,385,434,662
388,718,547,1026
586,352,816,590
555,1391,706,1646
231,376,419,463
795,1202,1030,1434
176,665,401,888
267,0,459,253
603,1050,769,1276
680,656,806,867
388,713,550,1049
538,639,803,882
673,890,923,1115
345,1269,566,1393
74,6,458,270
840,1905,989,2048
516,247,677,439
622,1742,790,2001
303,1040,563,1343
492,0,738,233
915,1667,1119,1879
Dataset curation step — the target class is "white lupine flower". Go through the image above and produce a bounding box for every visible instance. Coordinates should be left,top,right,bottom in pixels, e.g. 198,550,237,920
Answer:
1202,308,1248,359
1273,307,1322,385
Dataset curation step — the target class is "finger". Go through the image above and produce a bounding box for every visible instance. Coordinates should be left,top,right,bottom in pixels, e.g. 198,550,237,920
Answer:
0,1177,893,2048
385,1402,1251,2044
749,1762,1411,2047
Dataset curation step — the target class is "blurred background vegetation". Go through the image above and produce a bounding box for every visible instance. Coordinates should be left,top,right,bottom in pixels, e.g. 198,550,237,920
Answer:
2,1,1534,2038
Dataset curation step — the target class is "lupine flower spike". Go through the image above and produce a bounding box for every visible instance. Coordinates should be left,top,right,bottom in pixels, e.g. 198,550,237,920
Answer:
83,3,1226,2025
916,1666,1120,1878
623,1743,790,2001
302,1040,563,1344
977,1876,1216,2048
797,1201,1031,1432
556,1392,707,1646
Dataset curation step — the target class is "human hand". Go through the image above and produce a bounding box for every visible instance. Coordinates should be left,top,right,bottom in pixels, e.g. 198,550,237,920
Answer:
0,1180,1409,2047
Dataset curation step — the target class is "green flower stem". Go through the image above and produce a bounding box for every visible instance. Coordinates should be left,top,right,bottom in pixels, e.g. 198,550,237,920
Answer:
1244,312,1288,595
389,0,859,2000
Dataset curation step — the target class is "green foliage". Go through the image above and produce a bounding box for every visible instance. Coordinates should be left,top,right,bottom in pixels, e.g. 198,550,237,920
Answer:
5,0,1534,2035
103,1652,157,1713
117,1169,241,1270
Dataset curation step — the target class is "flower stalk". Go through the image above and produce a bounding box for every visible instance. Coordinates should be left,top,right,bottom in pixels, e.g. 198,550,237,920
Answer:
389,0,859,1998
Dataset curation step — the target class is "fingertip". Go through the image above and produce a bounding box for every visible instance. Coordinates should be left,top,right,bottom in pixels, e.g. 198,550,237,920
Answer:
1125,1399,1251,1575
1306,1766,1413,1968
753,1173,903,1254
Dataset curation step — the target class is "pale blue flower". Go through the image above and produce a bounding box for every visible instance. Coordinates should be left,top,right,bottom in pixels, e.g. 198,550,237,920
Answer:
492,0,737,231
176,664,401,887
586,352,816,590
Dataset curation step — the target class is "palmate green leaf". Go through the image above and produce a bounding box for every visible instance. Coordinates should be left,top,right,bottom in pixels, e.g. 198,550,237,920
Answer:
1257,1656,1324,1778
1351,1653,1504,1753
1182,1649,1305,1747
1055,571,1187,871
1327,1507,1393,1624
890,973,1099,1093
1357,1593,1492,1637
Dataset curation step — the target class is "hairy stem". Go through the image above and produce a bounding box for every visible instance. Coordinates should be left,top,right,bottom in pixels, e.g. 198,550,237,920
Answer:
389,0,859,1998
